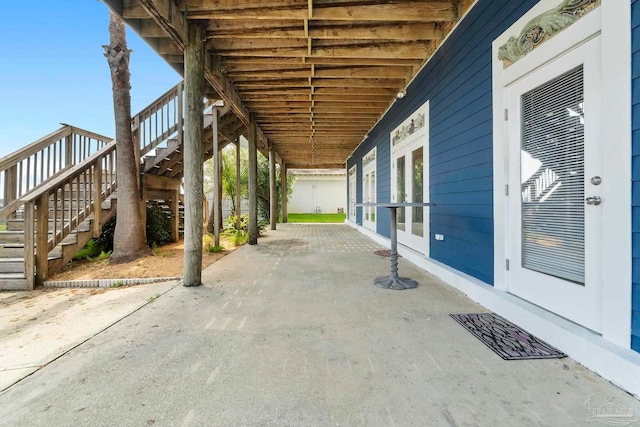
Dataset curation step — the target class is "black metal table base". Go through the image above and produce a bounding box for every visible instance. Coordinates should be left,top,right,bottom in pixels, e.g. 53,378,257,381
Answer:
373,275,418,290
357,202,433,291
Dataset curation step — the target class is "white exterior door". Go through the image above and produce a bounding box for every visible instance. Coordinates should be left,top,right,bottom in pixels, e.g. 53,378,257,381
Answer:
391,101,429,254
348,166,356,222
506,37,602,332
362,148,376,231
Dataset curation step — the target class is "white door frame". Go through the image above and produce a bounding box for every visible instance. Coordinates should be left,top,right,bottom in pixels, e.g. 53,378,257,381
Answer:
492,2,631,347
348,165,357,222
506,38,602,332
390,100,430,254
362,147,377,231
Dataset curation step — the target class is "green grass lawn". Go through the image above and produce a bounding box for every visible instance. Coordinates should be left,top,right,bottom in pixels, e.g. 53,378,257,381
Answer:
287,213,346,223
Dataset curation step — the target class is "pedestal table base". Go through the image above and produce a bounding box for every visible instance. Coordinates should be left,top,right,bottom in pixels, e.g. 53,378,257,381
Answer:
373,275,418,290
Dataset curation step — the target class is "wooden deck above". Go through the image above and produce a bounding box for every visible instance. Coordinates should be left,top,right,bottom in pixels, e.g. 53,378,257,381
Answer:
106,0,474,168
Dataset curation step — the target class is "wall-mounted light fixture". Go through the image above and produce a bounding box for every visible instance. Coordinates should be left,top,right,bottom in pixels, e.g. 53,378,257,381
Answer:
396,89,407,99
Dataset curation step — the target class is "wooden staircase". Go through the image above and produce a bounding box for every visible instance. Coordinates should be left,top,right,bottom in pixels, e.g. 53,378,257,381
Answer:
0,84,248,291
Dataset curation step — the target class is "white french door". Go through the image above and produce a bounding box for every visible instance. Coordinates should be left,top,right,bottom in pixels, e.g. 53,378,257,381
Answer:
506,36,602,332
348,166,356,222
392,137,428,253
362,148,376,231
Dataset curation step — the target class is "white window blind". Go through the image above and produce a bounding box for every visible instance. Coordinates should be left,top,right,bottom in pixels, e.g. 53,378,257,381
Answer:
520,66,585,284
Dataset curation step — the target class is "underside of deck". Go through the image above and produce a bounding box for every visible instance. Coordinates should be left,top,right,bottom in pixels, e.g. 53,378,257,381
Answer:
105,0,475,169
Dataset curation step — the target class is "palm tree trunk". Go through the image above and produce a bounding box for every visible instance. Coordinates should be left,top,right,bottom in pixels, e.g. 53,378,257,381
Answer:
104,11,148,263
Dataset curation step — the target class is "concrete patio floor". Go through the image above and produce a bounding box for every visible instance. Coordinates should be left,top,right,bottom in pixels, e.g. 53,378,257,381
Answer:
0,223,638,426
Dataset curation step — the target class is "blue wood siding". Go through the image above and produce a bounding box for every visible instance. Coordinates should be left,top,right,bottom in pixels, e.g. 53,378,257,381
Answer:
348,0,538,285
631,0,640,353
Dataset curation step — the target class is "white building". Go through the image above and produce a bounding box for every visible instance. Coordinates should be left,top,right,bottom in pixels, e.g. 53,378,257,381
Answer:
288,169,346,214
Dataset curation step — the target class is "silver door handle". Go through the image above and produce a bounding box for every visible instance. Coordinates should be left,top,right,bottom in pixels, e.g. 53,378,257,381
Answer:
585,196,602,206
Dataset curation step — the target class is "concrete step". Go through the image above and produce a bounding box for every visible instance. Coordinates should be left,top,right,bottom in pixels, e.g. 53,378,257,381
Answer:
0,258,25,274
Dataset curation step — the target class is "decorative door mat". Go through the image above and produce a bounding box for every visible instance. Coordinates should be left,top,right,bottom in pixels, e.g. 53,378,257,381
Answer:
449,313,566,360
374,249,391,257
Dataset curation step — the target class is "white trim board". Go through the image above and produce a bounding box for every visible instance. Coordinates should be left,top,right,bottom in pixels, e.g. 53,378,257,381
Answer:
348,222,640,398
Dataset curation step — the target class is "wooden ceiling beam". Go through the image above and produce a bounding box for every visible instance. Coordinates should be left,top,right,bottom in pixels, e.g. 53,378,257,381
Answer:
187,8,308,20
311,3,457,22
314,66,412,79
235,80,309,88
218,47,308,58
312,42,429,60
313,94,394,103
207,22,441,41
209,28,306,39
138,19,167,37
304,56,423,67
225,63,310,73
312,78,404,88
178,0,307,11
228,69,312,79
313,86,397,96
210,38,308,51
309,22,439,40
185,2,456,21
286,163,346,169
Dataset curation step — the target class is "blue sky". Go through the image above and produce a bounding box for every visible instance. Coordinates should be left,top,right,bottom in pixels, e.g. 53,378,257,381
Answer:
0,1,181,157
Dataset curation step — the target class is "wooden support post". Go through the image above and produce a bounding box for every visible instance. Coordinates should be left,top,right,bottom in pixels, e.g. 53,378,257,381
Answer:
281,164,288,223
92,162,103,238
248,122,258,245
235,139,242,230
35,193,49,286
4,165,17,219
183,23,205,287
24,201,35,290
177,81,184,147
212,108,220,247
65,134,73,166
269,148,276,230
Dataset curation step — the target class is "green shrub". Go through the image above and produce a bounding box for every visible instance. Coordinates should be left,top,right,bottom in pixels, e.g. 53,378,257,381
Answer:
95,216,116,252
224,214,267,233
73,239,105,261
92,202,172,255
146,201,172,247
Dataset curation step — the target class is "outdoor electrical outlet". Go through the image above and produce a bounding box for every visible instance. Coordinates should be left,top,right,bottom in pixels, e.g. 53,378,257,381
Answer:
435,234,445,241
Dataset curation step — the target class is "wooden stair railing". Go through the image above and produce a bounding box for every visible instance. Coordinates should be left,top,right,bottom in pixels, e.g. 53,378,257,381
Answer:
21,141,118,289
0,126,112,220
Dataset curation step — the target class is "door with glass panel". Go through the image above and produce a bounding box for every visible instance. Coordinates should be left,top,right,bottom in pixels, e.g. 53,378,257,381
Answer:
362,148,376,231
392,139,428,253
348,166,357,222
507,37,602,332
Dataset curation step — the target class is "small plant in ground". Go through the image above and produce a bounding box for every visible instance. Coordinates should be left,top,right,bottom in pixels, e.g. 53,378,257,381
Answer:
147,293,160,303
223,214,268,240
111,281,124,288
231,230,248,246
73,240,105,261
205,243,224,253
87,250,112,262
